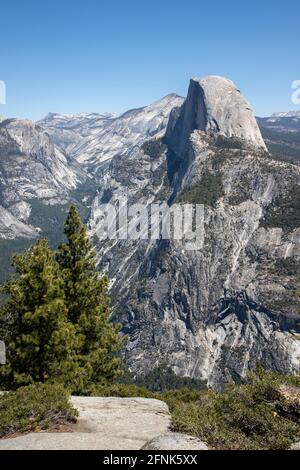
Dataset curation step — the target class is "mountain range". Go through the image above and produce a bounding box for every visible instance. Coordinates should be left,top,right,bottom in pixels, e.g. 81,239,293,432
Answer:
0,76,299,388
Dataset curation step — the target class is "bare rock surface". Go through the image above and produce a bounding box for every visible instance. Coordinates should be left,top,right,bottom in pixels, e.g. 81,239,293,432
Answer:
0,341,5,364
0,396,171,450
166,75,267,158
141,433,208,450
290,441,300,450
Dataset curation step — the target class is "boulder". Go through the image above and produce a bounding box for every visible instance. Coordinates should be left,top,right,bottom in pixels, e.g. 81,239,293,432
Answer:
290,441,300,450
0,341,5,364
141,433,209,450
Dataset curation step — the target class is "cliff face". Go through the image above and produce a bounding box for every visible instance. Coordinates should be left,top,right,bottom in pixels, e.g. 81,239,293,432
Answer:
0,118,83,240
88,76,300,389
167,76,266,157
39,95,184,170
0,95,181,244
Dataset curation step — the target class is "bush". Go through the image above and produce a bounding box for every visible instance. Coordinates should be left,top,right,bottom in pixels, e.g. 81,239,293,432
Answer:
0,383,77,438
85,382,206,406
161,387,206,408
133,364,207,392
82,382,156,398
169,368,300,450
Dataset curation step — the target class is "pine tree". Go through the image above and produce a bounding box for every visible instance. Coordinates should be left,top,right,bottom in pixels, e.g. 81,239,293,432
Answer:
0,239,83,389
56,205,124,390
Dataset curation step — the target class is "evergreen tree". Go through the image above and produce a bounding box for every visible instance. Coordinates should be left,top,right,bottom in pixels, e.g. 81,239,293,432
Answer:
56,205,124,389
0,239,82,389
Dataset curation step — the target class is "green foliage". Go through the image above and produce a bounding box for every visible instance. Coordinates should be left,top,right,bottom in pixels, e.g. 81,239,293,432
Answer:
0,383,77,438
141,138,167,159
177,170,224,207
132,364,207,392
68,365,300,450
28,200,69,248
0,239,32,285
86,382,155,398
260,126,300,163
273,257,300,276
85,382,205,401
169,368,300,450
160,388,205,408
0,177,99,284
56,205,124,393
0,205,125,393
261,185,300,231
215,134,258,151
0,239,81,389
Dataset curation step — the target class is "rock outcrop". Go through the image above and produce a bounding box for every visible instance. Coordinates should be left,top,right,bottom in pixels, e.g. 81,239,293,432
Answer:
0,341,5,364
0,397,171,450
142,433,208,450
0,118,83,240
0,95,183,244
290,441,300,450
39,94,184,170
167,76,266,159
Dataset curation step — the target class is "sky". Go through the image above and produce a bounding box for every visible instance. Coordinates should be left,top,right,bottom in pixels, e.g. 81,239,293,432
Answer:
0,0,299,120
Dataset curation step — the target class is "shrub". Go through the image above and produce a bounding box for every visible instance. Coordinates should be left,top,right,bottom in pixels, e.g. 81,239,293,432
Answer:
0,383,77,438
133,364,207,392
64,367,300,450
85,382,156,399
161,387,206,409
169,368,300,450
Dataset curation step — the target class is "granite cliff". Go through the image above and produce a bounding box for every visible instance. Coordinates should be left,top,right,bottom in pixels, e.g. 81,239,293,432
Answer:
88,76,300,389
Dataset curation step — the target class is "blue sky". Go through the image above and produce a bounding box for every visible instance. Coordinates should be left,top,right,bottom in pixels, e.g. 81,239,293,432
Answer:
0,0,299,120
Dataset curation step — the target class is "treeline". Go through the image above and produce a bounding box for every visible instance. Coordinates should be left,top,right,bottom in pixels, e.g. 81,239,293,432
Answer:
0,205,124,393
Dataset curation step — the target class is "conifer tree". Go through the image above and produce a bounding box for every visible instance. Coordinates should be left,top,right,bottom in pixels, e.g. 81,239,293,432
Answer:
56,205,124,389
0,239,82,389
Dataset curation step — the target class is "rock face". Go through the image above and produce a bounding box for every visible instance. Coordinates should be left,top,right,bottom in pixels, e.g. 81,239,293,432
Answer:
39,95,184,171
0,118,83,240
167,76,266,159
88,76,300,389
142,433,208,450
0,95,182,245
290,441,300,450
0,341,5,364
38,112,116,154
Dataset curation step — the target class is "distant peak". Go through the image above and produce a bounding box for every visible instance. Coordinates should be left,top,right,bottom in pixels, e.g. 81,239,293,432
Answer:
271,111,300,118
